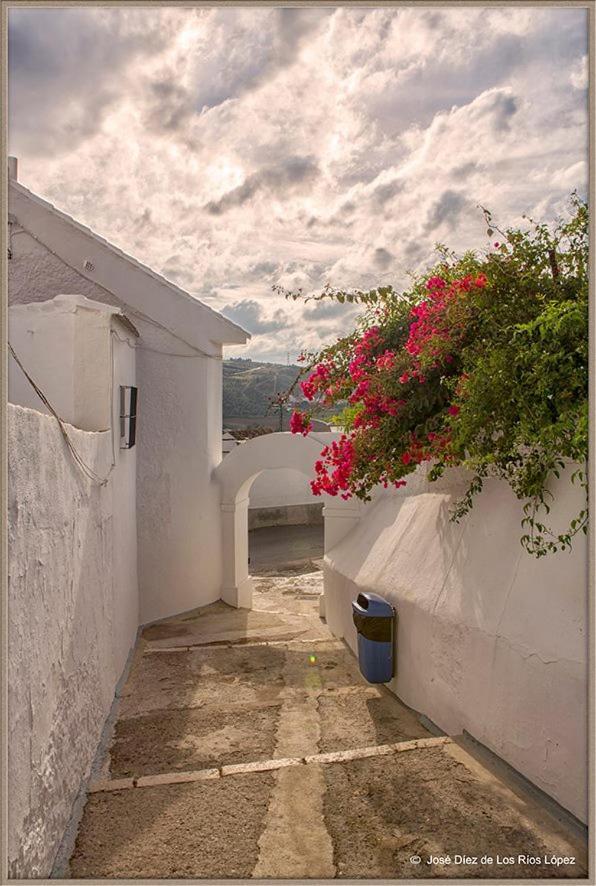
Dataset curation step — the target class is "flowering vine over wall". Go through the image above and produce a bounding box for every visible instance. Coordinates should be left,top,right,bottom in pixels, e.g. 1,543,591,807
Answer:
286,195,588,557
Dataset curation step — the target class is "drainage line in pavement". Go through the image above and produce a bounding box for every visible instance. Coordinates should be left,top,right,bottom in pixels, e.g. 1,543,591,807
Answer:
88,736,452,794
145,636,343,653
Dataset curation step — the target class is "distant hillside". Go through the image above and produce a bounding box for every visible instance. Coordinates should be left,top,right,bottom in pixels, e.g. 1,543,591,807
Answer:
223,358,304,419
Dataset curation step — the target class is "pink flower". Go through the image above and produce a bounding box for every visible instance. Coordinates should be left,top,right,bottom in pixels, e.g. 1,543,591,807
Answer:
401,452,412,465
375,350,396,372
448,405,460,417
290,410,312,436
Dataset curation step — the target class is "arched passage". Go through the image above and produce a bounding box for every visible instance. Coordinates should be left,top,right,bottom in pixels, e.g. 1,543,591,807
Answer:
215,431,362,608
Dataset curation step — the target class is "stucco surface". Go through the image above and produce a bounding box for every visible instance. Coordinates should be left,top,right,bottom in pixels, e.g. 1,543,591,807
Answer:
8,222,227,623
8,225,124,309
9,179,247,352
249,467,316,510
136,342,225,622
323,465,588,822
248,502,323,530
7,405,139,877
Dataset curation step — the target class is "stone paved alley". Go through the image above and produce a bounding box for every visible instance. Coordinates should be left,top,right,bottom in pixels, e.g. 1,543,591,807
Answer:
68,563,587,879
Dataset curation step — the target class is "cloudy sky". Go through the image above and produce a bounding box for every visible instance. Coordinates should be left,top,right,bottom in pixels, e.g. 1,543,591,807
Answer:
9,5,588,362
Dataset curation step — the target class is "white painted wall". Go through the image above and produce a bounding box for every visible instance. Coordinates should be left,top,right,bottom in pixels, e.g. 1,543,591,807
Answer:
8,221,126,310
7,404,139,878
135,335,225,622
6,175,247,876
8,178,246,354
215,432,361,609
248,467,316,509
323,464,588,822
110,332,139,650
8,225,227,623
8,296,140,680
9,295,125,431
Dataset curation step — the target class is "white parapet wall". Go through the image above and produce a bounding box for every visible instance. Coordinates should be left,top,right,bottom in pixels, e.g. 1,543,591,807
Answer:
7,405,140,877
247,467,323,529
323,464,588,823
248,467,316,509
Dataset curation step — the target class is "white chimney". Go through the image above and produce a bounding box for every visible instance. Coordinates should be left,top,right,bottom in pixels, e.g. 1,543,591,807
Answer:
8,156,18,180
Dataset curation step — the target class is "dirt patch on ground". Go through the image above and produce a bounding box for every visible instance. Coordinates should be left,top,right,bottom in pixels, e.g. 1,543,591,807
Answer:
141,603,325,649
141,622,190,641
318,689,432,752
118,645,287,718
322,747,587,879
69,773,275,879
279,646,365,693
110,703,282,778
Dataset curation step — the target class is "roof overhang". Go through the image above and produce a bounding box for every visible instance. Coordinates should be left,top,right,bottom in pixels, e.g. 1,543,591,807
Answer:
9,180,250,355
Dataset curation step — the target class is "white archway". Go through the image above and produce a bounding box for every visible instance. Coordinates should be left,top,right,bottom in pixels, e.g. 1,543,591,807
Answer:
215,431,362,608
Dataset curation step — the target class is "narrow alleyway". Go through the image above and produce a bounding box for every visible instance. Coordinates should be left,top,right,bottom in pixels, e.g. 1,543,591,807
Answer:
248,522,324,572
68,564,587,879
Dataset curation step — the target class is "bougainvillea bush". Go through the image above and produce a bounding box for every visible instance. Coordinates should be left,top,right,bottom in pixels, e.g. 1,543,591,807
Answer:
287,195,588,557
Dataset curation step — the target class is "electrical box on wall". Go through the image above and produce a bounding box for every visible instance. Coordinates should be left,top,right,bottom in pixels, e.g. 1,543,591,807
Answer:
120,386,137,449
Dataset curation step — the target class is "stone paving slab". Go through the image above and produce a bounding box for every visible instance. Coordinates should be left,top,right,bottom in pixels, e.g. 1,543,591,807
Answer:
322,742,587,880
281,644,368,691
69,772,275,880
109,701,282,778
78,739,586,880
118,643,288,718
252,570,324,616
117,641,368,721
91,737,453,794
142,603,329,649
318,684,432,752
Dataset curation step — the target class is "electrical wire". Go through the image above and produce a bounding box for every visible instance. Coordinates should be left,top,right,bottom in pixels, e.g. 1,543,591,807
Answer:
110,329,204,358
121,306,219,360
11,217,221,361
8,342,115,486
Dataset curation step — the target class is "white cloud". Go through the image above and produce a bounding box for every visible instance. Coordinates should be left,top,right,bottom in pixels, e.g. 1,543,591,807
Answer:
8,5,588,362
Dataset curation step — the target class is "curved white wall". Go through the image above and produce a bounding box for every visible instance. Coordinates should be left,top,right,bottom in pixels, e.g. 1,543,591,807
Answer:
217,431,337,504
248,467,316,509
323,465,588,823
215,432,361,608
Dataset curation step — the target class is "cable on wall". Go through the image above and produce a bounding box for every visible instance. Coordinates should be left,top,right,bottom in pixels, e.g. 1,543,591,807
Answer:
12,218,222,361
8,342,115,487
121,306,219,360
110,329,203,359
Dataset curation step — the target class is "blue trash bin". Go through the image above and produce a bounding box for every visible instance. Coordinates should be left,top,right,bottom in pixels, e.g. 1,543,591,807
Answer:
352,592,395,683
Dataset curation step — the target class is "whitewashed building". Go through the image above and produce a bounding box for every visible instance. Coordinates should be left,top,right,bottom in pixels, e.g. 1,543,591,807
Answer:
8,159,249,623
7,159,249,877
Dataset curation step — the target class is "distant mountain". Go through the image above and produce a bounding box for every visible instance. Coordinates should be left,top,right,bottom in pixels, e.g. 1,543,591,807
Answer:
222,358,304,420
